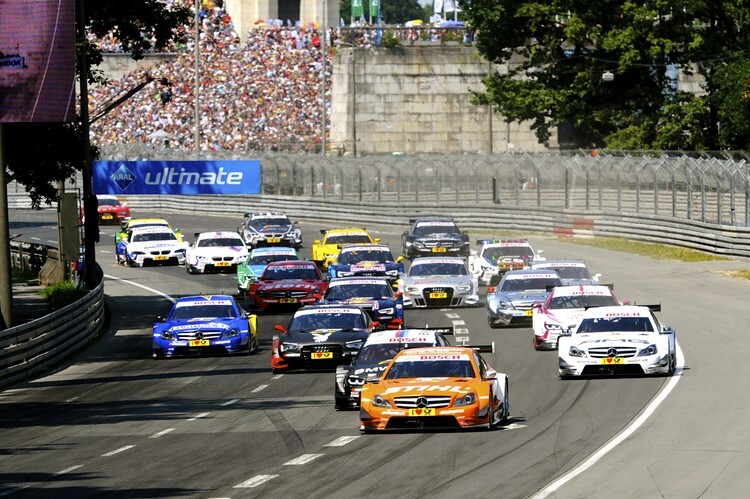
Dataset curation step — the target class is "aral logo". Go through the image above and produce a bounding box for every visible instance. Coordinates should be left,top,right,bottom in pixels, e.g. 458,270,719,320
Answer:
110,164,136,191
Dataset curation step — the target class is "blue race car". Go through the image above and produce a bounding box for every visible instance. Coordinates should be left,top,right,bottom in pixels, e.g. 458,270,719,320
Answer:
153,295,258,358
318,277,404,330
327,244,404,288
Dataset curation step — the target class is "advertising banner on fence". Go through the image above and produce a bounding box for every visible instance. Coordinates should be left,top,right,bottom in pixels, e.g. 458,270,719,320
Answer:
93,160,261,195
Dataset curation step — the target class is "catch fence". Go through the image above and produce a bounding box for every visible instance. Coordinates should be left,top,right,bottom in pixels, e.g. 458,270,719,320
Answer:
98,145,750,227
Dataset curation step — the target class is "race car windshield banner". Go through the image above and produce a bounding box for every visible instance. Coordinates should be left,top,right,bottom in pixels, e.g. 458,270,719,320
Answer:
93,160,261,195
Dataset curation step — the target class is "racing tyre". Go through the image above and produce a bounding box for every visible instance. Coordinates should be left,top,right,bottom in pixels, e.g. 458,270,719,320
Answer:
488,315,500,329
486,391,496,430
667,352,676,376
186,265,196,275
501,382,510,424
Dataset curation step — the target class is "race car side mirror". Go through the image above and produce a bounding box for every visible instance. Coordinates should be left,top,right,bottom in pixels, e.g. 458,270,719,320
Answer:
274,324,286,333
374,238,381,243
396,256,405,263
312,293,322,300
313,239,321,245
483,370,497,381
394,292,403,299
371,321,382,331
660,326,674,335
532,302,542,310
487,286,496,293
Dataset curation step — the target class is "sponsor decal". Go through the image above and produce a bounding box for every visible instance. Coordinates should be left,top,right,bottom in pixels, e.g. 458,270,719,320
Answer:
0,55,25,69
382,385,471,395
415,221,454,227
168,322,231,331
352,263,386,272
176,300,233,307
394,354,470,362
94,160,261,195
506,273,557,280
295,308,361,316
353,366,386,375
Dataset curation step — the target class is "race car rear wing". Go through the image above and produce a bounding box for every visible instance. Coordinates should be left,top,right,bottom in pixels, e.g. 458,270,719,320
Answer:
319,227,367,234
456,340,495,355
403,325,454,336
643,304,661,312
476,238,528,245
408,216,452,223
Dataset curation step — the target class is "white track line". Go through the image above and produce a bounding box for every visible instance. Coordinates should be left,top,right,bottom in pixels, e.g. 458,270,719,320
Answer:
251,385,268,393
233,475,279,488
101,445,135,457
221,399,240,407
531,342,686,498
187,412,209,421
283,454,324,465
324,436,360,447
149,428,175,439
54,465,83,475
104,274,176,303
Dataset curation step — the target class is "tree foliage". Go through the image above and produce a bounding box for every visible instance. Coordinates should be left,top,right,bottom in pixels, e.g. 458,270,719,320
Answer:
2,0,191,208
461,0,750,150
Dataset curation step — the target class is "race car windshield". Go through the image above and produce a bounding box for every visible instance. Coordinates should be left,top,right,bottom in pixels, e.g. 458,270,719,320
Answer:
337,250,393,264
133,232,177,242
409,263,467,276
483,246,534,261
97,198,120,207
576,317,654,333
288,313,367,331
169,304,236,320
549,267,591,280
325,283,392,300
326,234,371,244
385,360,475,379
249,217,290,229
357,344,404,362
549,294,619,310
249,254,296,265
262,266,319,280
197,237,244,247
412,224,459,236
500,277,561,292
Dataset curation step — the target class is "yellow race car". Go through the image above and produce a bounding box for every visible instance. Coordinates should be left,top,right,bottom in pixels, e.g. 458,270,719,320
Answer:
311,228,380,269
115,218,184,245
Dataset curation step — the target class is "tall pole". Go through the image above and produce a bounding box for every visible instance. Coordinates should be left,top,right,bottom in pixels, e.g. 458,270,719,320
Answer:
78,0,97,290
194,0,201,153
321,0,327,156
0,124,12,328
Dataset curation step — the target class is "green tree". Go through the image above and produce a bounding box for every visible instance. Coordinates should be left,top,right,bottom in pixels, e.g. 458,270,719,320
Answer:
461,0,704,149
3,0,191,207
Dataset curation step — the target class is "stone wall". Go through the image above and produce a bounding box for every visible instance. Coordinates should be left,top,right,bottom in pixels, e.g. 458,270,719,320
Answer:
329,45,556,155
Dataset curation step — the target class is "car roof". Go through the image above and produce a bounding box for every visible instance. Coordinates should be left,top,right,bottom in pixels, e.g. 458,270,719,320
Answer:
503,269,560,279
196,231,243,239
294,304,365,315
479,239,531,247
127,218,170,226
174,295,235,305
324,228,370,235
339,244,390,252
130,226,175,234
550,285,614,297
532,260,586,268
328,277,391,286
364,329,443,345
251,247,297,255
411,257,466,264
96,194,121,201
391,346,475,360
579,305,654,319
266,260,315,267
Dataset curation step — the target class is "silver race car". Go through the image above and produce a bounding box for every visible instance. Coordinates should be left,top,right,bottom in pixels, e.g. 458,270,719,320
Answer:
397,256,479,308
530,260,601,286
486,269,562,328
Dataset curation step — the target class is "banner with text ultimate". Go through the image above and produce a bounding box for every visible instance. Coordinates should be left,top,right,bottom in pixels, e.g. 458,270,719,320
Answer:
93,160,261,195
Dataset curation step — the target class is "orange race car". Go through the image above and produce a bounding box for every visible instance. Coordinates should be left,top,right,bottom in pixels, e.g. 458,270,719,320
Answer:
359,345,509,431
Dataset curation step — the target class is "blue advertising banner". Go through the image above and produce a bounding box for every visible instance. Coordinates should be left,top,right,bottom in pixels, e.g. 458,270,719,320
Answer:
93,160,261,195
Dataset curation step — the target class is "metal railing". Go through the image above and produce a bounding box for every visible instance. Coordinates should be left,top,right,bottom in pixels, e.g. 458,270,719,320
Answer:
96,147,750,227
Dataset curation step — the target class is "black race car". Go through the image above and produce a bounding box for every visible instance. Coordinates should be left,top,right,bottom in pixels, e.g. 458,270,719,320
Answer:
401,217,470,259
334,326,453,410
271,304,375,373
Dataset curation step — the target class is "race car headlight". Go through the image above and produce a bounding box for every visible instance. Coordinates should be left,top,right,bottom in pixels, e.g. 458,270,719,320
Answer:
638,344,658,356
495,301,512,310
453,393,476,407
569,345,586,357
280,342,299,352
224,329,240,338
161,331,177,340
456,285,471,292
373,394,392,408
378,307,394,315
131,251,145,256
405,286,420,294
345,340,364,350
413,241,426,248
385,270,399,276
544,323,562,331
325,253,338,259
256,290,268,297
337,271,353,277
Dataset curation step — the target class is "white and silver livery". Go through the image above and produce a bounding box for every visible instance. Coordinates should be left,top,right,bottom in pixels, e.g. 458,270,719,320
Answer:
397,256,479,308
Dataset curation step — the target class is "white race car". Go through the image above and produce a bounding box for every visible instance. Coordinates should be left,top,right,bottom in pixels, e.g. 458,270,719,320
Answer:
116,226,187,267
558,305,677,377
469,239,545,286
530,260,601,285
185,231,248,274
486,269,562,328
397,256,479,308
532,285,622,350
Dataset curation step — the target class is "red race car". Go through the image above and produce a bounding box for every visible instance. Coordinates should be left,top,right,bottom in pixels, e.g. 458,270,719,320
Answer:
247,260,329,311
81,194,131,225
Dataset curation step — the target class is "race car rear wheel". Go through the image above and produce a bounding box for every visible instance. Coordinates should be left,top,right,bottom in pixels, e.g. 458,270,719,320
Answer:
487,390,496,430
502,381,510,423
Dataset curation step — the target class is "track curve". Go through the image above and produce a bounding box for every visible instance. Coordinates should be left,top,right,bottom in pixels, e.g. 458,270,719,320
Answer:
3,209,749,498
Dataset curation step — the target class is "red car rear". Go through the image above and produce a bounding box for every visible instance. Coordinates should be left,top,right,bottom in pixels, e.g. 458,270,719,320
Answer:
248,260,328,311
81,195,131,225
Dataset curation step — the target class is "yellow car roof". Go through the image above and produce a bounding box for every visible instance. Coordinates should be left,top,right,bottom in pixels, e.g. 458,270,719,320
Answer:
126,218,171,226
325,228,369,235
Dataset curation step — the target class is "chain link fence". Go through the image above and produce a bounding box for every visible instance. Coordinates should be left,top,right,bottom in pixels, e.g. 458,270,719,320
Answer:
98,144,750,227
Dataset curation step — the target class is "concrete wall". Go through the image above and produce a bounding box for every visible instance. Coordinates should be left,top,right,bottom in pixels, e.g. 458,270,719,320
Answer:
329,45,555,156
96,53,177,82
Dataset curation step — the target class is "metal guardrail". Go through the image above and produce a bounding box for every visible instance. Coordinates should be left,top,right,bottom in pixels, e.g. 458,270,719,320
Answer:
10,240,48,273
1,259,105,389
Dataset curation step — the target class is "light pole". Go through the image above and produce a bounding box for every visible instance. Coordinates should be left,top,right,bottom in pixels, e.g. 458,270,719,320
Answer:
321,0,327,156
194,0,201,153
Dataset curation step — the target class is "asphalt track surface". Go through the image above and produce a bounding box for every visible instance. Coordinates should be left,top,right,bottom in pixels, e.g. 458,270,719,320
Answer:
3,209,750,498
